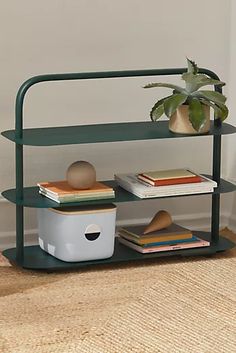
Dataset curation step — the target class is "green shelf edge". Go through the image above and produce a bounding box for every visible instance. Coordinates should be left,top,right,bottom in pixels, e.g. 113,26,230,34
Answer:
2,177,236,208
2,233,235,271
2,121,236,146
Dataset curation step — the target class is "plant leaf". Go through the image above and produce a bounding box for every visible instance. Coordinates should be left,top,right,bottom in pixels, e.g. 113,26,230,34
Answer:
150,101,165,121
182,73,225,92
149,95,173,121
199,99,221,118
195,77,225,89
189,98,206,132
182,73,198,93
214,103,229,121
199,99,229,121
163,93,188,118
143,82,187,94
187,58,198,74
193,90,227,105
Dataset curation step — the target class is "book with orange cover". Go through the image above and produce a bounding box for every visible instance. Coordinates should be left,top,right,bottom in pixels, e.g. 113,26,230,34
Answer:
138,174,202,186
38,180,113,196
38,180,115,203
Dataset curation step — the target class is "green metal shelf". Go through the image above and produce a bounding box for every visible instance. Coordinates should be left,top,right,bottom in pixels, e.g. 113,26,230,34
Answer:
2,177,236,208
2,121,236,146
2,67,236,270
2,232,235,270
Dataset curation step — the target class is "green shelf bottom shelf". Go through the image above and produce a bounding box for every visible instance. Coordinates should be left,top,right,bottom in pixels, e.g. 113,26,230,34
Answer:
2,232,235,271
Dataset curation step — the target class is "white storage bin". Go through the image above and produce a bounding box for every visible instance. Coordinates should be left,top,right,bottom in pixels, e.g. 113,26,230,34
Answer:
37,204,116,262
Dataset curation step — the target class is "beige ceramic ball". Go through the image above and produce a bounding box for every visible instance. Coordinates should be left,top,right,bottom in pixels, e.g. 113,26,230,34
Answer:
66,161,96,189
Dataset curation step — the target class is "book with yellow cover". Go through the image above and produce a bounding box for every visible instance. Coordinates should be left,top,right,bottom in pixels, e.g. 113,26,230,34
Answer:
141,168,197,181
118,223,192,245
118,231,193,245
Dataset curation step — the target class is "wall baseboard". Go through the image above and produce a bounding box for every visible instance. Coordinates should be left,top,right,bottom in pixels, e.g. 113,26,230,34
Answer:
0,229,38,250
0,195,7,203
0,212,233,251
228,214,236,232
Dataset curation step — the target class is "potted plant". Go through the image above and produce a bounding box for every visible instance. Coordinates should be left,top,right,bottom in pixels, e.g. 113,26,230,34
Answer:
143,58,228,134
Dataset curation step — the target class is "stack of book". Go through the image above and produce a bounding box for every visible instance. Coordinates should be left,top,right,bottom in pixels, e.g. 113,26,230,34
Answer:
118,223,210,254
138,169,202,186
38,180,115,203
115,168,217,198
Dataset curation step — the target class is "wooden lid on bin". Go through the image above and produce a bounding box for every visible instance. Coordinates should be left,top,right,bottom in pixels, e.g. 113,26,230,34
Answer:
50,204,116,215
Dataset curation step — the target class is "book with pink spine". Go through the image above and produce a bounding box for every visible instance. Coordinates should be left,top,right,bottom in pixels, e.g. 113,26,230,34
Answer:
118,236,210,254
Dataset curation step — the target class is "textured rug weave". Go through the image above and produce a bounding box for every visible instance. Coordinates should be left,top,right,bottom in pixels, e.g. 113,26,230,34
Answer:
0,228,235,353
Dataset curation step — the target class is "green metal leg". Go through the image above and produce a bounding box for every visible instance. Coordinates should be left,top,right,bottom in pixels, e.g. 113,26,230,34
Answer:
15,143,24,264
211,129,221,244
16,205,24,264
211,194,220,244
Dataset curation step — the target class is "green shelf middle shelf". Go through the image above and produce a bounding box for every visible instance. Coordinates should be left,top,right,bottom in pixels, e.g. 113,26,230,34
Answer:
2,178,236,208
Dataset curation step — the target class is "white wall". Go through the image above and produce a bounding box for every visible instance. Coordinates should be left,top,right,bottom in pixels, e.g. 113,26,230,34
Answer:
0,0,234,247
227,0,236,226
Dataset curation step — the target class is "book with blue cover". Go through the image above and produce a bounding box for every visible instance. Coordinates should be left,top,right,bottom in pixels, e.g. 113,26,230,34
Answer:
119,234,200,247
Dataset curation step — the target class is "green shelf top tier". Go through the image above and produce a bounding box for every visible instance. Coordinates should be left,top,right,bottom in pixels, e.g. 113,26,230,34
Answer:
2,121,236,146
2,178,236,208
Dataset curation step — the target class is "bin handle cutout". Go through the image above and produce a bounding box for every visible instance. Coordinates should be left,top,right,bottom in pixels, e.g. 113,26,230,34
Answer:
84,224,101,241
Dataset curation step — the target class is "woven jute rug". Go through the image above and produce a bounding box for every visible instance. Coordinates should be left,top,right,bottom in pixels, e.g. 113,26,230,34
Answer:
0,228,236,353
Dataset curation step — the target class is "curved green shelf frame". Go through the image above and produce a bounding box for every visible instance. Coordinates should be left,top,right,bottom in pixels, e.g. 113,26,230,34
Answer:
2,66,235,268
2,177,236,208
2,121,236,146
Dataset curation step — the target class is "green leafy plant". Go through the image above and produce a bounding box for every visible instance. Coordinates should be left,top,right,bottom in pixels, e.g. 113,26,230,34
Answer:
143,58,228,132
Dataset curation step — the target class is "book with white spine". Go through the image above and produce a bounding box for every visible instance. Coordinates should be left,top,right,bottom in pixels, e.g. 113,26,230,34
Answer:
115,172,217,199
